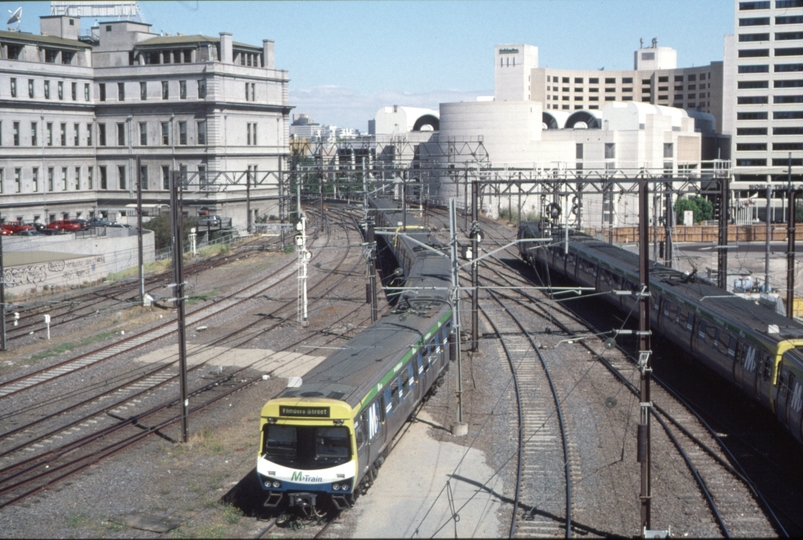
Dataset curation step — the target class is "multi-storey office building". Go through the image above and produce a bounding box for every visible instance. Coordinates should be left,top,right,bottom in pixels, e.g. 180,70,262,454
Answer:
495,42,725,135
724,0,803,202
0,15,291,228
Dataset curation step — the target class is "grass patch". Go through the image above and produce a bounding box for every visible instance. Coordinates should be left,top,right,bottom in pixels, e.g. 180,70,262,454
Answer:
222,504,242,525
28,331,116,363
186,289,219,306
66,512,90,528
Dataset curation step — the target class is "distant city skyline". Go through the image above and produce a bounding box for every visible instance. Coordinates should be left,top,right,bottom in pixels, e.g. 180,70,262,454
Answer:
11,1,734,129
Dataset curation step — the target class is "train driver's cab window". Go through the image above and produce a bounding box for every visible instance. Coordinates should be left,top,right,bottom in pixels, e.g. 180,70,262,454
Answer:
262,424,351,469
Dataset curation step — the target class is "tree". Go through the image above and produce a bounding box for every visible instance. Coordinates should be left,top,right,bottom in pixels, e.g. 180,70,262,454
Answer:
675,195,713,225
143,213,197,251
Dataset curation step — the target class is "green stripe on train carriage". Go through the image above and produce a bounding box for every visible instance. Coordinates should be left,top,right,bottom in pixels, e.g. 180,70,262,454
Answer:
354,310,452,416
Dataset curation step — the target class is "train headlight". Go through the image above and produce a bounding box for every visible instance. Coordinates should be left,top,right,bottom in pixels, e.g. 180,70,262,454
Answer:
332,483,340,491
272,480,281,488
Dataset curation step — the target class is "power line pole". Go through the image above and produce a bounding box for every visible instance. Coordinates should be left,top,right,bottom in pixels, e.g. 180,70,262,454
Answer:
637,180,654,536
470,177,479,352
718,175,729,290
449,198,467,437
0,214,6,351
137,156,145,306
170,170,189,443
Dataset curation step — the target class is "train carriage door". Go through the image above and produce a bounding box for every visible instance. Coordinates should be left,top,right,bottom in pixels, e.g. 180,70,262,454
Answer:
788,373,803,443
355,411,370,474
733,342,756,388
776,363,792,433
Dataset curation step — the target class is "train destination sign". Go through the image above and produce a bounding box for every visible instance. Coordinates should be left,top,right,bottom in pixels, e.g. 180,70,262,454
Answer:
280,406,330,418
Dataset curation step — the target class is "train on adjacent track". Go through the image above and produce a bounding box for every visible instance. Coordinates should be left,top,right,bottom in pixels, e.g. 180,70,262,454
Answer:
518,223,803,445
256,197,453,514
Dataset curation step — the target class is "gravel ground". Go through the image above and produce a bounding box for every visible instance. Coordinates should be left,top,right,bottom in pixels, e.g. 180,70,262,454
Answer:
0,217,793,538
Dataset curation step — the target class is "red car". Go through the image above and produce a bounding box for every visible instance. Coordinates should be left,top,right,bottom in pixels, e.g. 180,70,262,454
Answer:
2,220,34,234
47,219,86,231
0,228,12,236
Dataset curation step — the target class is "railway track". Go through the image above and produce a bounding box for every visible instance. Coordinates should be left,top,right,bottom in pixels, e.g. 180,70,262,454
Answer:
0,207,382,508
475,221,782,537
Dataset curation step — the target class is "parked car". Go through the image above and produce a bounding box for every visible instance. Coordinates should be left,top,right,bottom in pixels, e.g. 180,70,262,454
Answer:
14,229,43,236
47,219,87,231
88,216,111,227
38,228,66,235
197,215,232,228
1,228,12,236
1,220,35,234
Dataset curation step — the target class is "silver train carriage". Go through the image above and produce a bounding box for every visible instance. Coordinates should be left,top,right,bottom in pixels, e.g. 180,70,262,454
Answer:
257,198,453,513
518,223,803,445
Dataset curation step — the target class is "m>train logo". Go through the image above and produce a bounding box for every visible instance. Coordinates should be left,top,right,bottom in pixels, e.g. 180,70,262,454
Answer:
291,471,323,483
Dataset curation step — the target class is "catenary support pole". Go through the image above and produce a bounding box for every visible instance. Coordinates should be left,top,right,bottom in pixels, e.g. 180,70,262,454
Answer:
787,188,796,319
718,175,729,290
471,177,479,352
637,180,653,534
170,171,190,443
137,156,144,306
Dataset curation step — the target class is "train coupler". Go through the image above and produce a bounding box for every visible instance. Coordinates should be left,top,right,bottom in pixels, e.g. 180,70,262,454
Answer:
288,492,317,517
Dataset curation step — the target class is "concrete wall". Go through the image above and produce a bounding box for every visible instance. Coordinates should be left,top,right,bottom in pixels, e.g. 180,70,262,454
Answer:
2,228,155,295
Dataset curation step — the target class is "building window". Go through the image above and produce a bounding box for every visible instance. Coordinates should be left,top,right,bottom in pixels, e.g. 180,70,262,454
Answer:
140,165,148,190
197,120,206,145
28,78,34,98
98,123,106,146
179,121,187,145
739,48,770,57
737,95,769,104
61,167,67,190
71,82,77,100
774,95,803,103
739,1,770,9
738,80,769,90
47,123,53,146
31,121,37,146
198,78,207,99
246,82,255,101
161,122,169,145
774,110,803,118
60,123,66,145
118,165,126,190
57,81,63,100
88,166,93,189
247,122,257,145
738,111,768,119
75,166,80,190
179,80,187,99
44,80,50,99
740,32,770,41
84,83,90,101
775,79,803,87
99,83,106,101
32,167,38,192
777,0,803,7
740,17,770,26
198,165,207,189
100,166,107,190
162,165,170,190
663,143,674,158
777,15,803,24
658,76,669,82
87,123,93,146
139,122,148,145
13,121,19,146
575,143,583,159
14,168,21,193
73,123,79,145
162,81,169,99
736,142,767,151
739,64,769,73
736,127,768,135
604,143,616,159
10,78,16,97
48,167,54,191
140,81,147,100
117,122,125,146
118,82,125,101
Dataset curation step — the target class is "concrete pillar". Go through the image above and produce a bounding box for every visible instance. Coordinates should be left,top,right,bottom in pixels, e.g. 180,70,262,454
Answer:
219,32,233,64
263,39,274,69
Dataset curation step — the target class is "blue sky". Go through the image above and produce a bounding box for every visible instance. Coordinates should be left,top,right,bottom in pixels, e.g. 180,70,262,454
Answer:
7,1,735,129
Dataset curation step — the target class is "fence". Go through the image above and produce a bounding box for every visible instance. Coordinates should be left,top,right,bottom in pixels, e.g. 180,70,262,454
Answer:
585,224,792,244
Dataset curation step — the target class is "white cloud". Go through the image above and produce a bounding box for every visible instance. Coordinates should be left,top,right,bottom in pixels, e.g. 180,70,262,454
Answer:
289,86,491,131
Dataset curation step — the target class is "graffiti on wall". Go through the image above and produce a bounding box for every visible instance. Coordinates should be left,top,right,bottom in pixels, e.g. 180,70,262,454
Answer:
2,256,105,290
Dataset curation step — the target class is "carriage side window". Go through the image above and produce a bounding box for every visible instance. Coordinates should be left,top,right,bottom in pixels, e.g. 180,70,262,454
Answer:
779,371,789,398
407,364,416,389
697,321,707,341
663,300,671,317
712,328,720,350
399,372,408,401
727,336,737,359
760,355,772,380
390,377,401,407
417,352,426,374
685,313,695,333
384,387,393,416
653,296,661,313
677,310,686,327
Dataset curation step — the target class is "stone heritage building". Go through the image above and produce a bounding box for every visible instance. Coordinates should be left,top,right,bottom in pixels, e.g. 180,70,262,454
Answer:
0,14,291,229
